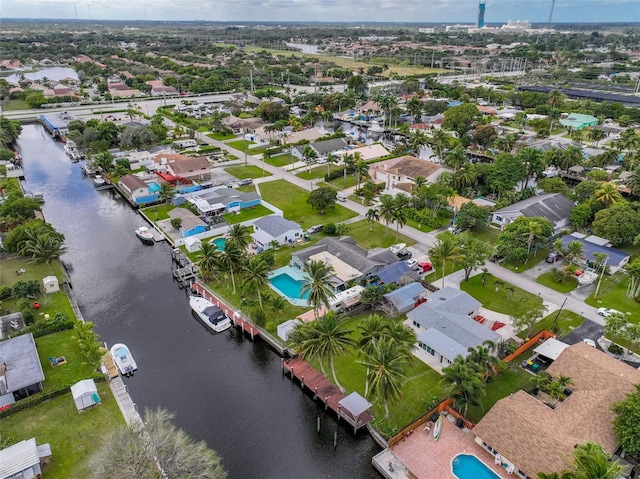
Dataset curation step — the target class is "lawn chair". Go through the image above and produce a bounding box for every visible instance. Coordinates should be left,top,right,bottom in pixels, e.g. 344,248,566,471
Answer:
49,356,59,366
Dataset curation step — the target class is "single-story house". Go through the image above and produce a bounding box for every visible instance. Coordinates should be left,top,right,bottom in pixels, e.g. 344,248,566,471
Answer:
126,150,157,170
0,334,45,409
292,236,398,291
252,215,303,250
119,174,152,204
473,342,640,479
182,187,261,216
71,378,100,412
223,116,268,134
375,261,416,286
292,138,349,162
560,232,631,273
0,438,52,479
490,193,575,232
407,287,499,367
372,155,452,192
383,282,428,314
166,156,211,182
279,128,326,145
358,100,382,117
184,236,203,253
559,113,598,130
168,208,208,237
343,143,389,161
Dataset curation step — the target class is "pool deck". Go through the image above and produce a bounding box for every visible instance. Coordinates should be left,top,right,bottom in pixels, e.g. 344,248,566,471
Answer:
389,416,511,479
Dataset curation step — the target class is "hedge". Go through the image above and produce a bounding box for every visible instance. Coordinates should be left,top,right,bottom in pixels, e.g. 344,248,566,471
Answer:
15,317,76,338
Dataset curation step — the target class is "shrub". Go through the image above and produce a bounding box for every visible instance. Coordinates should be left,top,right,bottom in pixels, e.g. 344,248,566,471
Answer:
18,299,36,325
17,314,76,338
0,286,12,301
608,343,624,355
12,280,40,298
323,223,337,235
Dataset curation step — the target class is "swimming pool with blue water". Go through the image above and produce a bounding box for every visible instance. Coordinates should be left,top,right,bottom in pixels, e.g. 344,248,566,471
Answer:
270,273,310,300
452,454,500,479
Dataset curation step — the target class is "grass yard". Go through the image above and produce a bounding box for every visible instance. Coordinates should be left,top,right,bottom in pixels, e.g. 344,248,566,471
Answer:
265,154,297,167
259,180,357,229
225,140,256,152
536,271,578,293
142,204,175,221
197,126,210,132
0,382,124,478
327,173,358,190
502,248,549,273
472,225,501,245
35,329,98,392
207,132,237,141
345,220,416,250
465,366,535,424
460,274,543,316
423,262,464,285
585,273,640,321
223,204,273,224
224,165,271,179
3,99,31,111
517,310,584,340
236,185,257,193
297,165,342,181
407,214,450,233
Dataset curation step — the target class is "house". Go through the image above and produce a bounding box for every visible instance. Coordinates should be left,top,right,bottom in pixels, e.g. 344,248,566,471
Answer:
119,175,152,204
407,288,499,367
279,128,326,145
252,215,303,250
383,282,428,314
491,193,575,232
372,155,452,192
560,113,598,130
291,138,349,162
473,342,640,479
223,116,268,134
71,379,100,412
167,208,208,237
292,236,398,291
358,100,382,117
344,144,390,161
0,334,45,409
0,438,52,479
146,80,178,97
182,187,261,216
166,156,211,182
126,150,156,170
375,262,416,286
560,232,631,273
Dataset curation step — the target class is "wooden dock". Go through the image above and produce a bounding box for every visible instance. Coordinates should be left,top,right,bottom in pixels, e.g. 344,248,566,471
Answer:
109,376,143,427
102,351,119,379
282,356,373,433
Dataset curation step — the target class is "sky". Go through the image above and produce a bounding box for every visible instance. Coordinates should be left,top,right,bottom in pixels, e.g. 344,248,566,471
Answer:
1,0,638,24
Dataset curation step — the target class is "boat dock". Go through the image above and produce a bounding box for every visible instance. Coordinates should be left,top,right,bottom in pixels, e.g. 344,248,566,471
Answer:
282,356,373,433
102,351,119,379
171,248,198,287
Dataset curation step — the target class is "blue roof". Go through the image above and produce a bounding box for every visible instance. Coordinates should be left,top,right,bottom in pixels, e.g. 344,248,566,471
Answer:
560,235,630,267
376,262,412,285
384,282,427,313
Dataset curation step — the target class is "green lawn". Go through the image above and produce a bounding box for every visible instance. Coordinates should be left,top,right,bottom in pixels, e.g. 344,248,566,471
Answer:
142,204,175,221
207,132,237,141
327,173,357,190
236,185,257,193
460,274,543,316
517,310,584,340
471,225,501,245
0,382,125,478
3,99,31,111
502,248,549,273
197,126,210,133
585,273,640,321
35,329,98,392
259,180,357,229
408,213,451,233
224,165,271,179
297,165,342,181
536,271,578,293
344,220,416,250
466,366,535,424
225,140,256,152
223,204,273,224
265,154,297,167
423,262,464,285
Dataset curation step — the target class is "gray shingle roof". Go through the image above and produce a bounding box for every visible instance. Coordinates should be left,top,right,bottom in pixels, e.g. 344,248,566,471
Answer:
0,334,45,393
426,287,481,316
493,193,574,224
253,215,301,237
376,262,413,284
196,187,261,206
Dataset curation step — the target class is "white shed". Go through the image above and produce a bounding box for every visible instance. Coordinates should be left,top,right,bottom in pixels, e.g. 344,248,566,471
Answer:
71,379,100,412
42,276,59,294
185,236,202,253
277,319,301,341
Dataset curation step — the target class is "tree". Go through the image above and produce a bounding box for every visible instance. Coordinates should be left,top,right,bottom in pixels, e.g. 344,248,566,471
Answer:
358,314,388,396
157,182,175,204
494,133,518,153
366,208,379,231
547,90,564,109
456,202,490,231
347,75,367,96
0,197,42,222
361,338,408,417
604,312,627,345
215,241,245,293
444,145,468,174
197,241,219,281
565,240,585,265
466,344,499,379
537,177,572,197
496,217,553,263
377,194,396,236
511,305,547,339
442,103,482,138
517,147,545,189
306,186,337,214
594,182,623,207
409,130,429,156
612,384,640,457
440,357,485,417
242,257,269,311
429,234,464,289
360,286,384,309
588,127,607,147
300,259,335,319
353,157,369,193
90,408,226,479
457,233,492,281
593,202,640,246
227,223,251,251
565,442,625,479
570,203,595,230
391,208,407,241
431,128,450,161
17,230,67,268
473,124,497,148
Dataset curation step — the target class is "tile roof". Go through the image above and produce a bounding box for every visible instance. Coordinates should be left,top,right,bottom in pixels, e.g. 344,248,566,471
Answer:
119,174,149,191
380,155,446,179
473,342,640,478
167,156,210,175
168,207,207,231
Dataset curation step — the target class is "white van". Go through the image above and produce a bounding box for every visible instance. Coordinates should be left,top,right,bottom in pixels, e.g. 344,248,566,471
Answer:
336,193,347,202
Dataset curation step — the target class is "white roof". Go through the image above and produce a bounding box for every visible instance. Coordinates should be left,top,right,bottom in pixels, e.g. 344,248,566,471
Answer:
184,236,202,246
71,378,97,399
0,438,40,478
43,275,57,282
338,392,372,417
534,338,570,361
309,251,362,282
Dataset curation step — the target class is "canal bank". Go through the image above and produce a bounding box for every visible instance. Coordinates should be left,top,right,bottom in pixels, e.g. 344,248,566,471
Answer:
16,124,381,478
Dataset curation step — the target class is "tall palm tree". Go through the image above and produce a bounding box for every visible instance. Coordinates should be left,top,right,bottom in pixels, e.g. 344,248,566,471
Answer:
303,145,318,171
391,208,407,241
406,96,423,121
366,208,379,231
604,312,627,345
287,321,329,375
547,90,564,109
198,241,219,281
410,130,429,157
440,357,485,417
568,442,625,479
18,231,67,268
444,145,468,174
466,345,499,380
429,235,464,289
215,241,245,293
588,128,607,147
354,159,370,192
325,152,337,177
378,194,396,236
520,219,545,255
384,321,417,358
342,153,355,189
517,147,545,189
594,182,623,206
359,314,388,396
242,256,270,311
565,240,585,265
227,224,252,251
300,260,335,319
361,338,407,417
431,129,450,161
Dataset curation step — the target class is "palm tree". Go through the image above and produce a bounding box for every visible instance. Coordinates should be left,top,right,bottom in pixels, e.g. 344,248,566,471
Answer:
227,224,252,251
440,357,485,417
391,208,407,241
520,219,544,255
547,90,564,109
494,133,518,153
588,128,607,147
517,147,545,189
287,321,329,375
429,235,464,289
342,153,355,189
466,345,499,380
604,312,627,345
325,152,338,177
431,129,450,161
377,194,396,236
384,321,417,358
158,182,176,204
303,145,318,171
366,208,379,231
18,231,67,268
406,96,423,121
359,314,388,396
242,256,270,311
215,241,245,293
444,145,467,173
594,182,623,206
410,130,429,157
300,260,335,319
198,241,219,281
565,240,585,265
361,338,407,417
568,442,625,479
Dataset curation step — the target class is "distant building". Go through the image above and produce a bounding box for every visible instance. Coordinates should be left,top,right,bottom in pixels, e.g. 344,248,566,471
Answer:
476,0,486,28
560,113,598,131
291,138,349,162
372,155,452,193
560,232,631,273
182,187,261,216
40,112,75,137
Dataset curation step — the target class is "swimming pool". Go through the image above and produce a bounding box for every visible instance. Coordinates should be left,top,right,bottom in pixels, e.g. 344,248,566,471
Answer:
452,454,500,479
212,237,226,251
147,181,161,193
268,266,310,306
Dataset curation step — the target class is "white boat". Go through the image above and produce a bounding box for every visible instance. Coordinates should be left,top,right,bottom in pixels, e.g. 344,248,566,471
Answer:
433,414,443,442
64,140,82,162
189,296,232,333
93,175,106,187
110,343,137,377
135,226,155,245
388,243,406,254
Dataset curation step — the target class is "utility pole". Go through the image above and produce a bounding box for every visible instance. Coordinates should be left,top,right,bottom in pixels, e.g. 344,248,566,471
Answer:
594,256,609,299
551,297,567,333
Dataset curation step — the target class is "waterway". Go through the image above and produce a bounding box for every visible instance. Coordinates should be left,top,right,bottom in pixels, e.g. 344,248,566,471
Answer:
4,66,79,84
16,124,380,479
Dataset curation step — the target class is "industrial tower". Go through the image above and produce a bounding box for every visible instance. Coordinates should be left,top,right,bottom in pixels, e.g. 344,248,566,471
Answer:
477,0,487,28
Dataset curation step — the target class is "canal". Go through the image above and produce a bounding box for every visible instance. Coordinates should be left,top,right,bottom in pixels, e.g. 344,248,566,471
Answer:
17,124,381,479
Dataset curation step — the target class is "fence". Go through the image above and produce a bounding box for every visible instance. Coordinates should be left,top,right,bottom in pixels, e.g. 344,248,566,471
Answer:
503,329,555,363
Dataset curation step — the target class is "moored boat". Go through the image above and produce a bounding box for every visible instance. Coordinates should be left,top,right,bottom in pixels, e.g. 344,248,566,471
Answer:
110,343,137,377
135,226,155,245
189,295,232,333
93,175,106,187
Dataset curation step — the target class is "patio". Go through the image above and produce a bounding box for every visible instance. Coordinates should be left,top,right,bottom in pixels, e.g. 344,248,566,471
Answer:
389,415,512,479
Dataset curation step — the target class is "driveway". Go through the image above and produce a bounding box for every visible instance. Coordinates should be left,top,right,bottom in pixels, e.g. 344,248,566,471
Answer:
562,318,603,346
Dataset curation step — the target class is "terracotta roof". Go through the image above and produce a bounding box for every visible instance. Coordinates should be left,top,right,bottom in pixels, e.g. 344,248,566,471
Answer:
381,155,444,179
473,342,640,478
119,174,148,191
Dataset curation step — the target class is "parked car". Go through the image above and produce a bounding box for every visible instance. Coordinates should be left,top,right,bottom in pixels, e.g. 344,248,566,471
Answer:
306,224,323,235
405,259,418,268
546,253,562,263
597,307,622,317
582,338,596,347
238,178,253,186
396,250,412,260
414,262,433,273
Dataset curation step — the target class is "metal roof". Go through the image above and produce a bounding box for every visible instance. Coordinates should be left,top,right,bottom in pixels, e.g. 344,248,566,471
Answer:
493,193,574,224
0,334,44,393
338,392,372,417
0,438,40,478
384,282,427,313
71,379,98,399
534,338,570,361
562,234,630,268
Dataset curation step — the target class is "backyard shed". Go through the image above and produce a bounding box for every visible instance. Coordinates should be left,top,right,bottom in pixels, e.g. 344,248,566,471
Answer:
184,236,202,253
70,379,100,412
42,276,59,294
277,319,301,341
